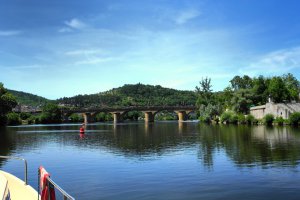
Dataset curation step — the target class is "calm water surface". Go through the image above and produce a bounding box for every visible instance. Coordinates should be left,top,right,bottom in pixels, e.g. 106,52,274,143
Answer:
1,122,300,200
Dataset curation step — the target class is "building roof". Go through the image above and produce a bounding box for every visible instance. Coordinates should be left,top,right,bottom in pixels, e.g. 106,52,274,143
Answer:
250,105,266,110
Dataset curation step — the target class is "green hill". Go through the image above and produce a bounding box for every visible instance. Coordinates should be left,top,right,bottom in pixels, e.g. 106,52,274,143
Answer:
57,83,197,107
8,89,50,107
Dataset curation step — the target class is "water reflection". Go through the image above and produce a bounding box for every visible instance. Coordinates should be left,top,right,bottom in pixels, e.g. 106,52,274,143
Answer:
0,127,16,166
198,125,300,168
1,123,300,169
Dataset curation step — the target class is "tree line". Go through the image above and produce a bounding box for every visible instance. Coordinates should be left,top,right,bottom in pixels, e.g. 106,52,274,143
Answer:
1,73,300,126
196,73,300,125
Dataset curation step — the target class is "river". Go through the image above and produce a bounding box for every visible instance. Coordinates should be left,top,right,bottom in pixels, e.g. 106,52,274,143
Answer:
1,122,300,200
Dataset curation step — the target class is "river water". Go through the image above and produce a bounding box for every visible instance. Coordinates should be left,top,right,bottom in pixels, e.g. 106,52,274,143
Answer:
1,122,300,200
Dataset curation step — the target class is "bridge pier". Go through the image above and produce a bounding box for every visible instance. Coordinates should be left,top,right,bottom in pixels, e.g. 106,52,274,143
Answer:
82,113,94,124
176,111,187,122
144,111,156,123
111,112,123,123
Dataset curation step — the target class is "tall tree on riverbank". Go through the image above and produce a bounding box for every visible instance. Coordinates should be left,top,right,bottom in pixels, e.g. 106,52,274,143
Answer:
282,73,300,101
196,78,222,121
230,75,253,91
0,83,17,125
195,77,213,106
251,75,269,105
268,76,290,103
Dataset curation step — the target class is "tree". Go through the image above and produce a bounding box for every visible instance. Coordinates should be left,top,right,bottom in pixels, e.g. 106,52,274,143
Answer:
230,75,253,91
252,75,268,105
219,86,234,109
268,76,289,103
282,73,300,102
198,104,222,122
195,77,213,106
0,83,17,125
40,103,62,124
7,112,21,125
231,89,253,114
69,113,83,122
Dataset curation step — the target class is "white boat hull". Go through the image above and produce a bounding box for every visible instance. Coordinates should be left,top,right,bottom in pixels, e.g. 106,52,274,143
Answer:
0,170,38,200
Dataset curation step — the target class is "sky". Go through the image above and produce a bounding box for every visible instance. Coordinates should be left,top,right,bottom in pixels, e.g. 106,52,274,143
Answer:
1,0,300,99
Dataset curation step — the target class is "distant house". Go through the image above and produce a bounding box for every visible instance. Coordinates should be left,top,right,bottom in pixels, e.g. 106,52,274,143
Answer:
250,102,300,119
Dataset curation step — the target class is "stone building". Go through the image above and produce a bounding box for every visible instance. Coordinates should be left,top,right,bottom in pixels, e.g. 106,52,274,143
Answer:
250,102,300,119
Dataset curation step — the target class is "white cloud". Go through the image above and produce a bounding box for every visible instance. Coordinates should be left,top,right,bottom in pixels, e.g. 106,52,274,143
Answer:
175,9,200,25
64,18,87,29
240,47,300,76
58,27,73,33
0,30,22,36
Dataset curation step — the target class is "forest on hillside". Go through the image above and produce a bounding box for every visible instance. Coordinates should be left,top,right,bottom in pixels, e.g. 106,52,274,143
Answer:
8,89,50,107
57,83,197,107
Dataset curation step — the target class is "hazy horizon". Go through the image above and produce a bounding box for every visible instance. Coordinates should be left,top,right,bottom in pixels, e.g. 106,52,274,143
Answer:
1,0,300,99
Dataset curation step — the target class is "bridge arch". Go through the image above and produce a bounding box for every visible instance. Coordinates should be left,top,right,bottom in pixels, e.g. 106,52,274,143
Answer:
62,106,196,124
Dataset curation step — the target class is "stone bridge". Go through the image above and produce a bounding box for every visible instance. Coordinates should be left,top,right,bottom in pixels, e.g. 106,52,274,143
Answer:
62,106,197,124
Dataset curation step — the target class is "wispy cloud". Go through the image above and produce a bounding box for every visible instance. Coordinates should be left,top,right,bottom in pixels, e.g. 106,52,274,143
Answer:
2,64,42,70
65,49,107,56
58,18,88,33
75,57,116,65
64,18,87,29
0,30,22,36
175,9,200,25
58,27,73,33
240,47,300,76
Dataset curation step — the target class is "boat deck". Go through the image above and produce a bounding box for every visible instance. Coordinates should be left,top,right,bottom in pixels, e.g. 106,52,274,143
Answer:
0,170,38,200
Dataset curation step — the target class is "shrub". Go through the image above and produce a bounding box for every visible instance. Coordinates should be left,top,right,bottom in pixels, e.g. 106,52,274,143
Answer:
34,115,41,124
7,112,21,125
39,114,49,124
70,113,83,122
246,114,255,125
220,111,233,124
275,116,284,126
199,115,211,123
238,114,246,124
264,114,274,125
20,112,31,120
105,113,113,121
284,118,290,125
229,113,238,124
27,115,37,124
289,112,300,126
256,119,263,124
213,116,219,124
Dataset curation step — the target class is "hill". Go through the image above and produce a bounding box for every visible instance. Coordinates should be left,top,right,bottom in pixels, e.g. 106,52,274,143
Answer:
8,89,50,107
57,83,197,107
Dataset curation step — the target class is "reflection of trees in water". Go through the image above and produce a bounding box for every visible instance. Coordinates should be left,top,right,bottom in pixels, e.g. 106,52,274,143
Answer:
2,123,300,169
0,127,16,167
198,124,300,168
197,125,221,169
1,123,199,159
106,122,197,157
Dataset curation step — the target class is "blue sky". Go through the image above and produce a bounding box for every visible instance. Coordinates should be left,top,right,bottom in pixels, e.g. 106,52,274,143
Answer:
1,0,300,99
